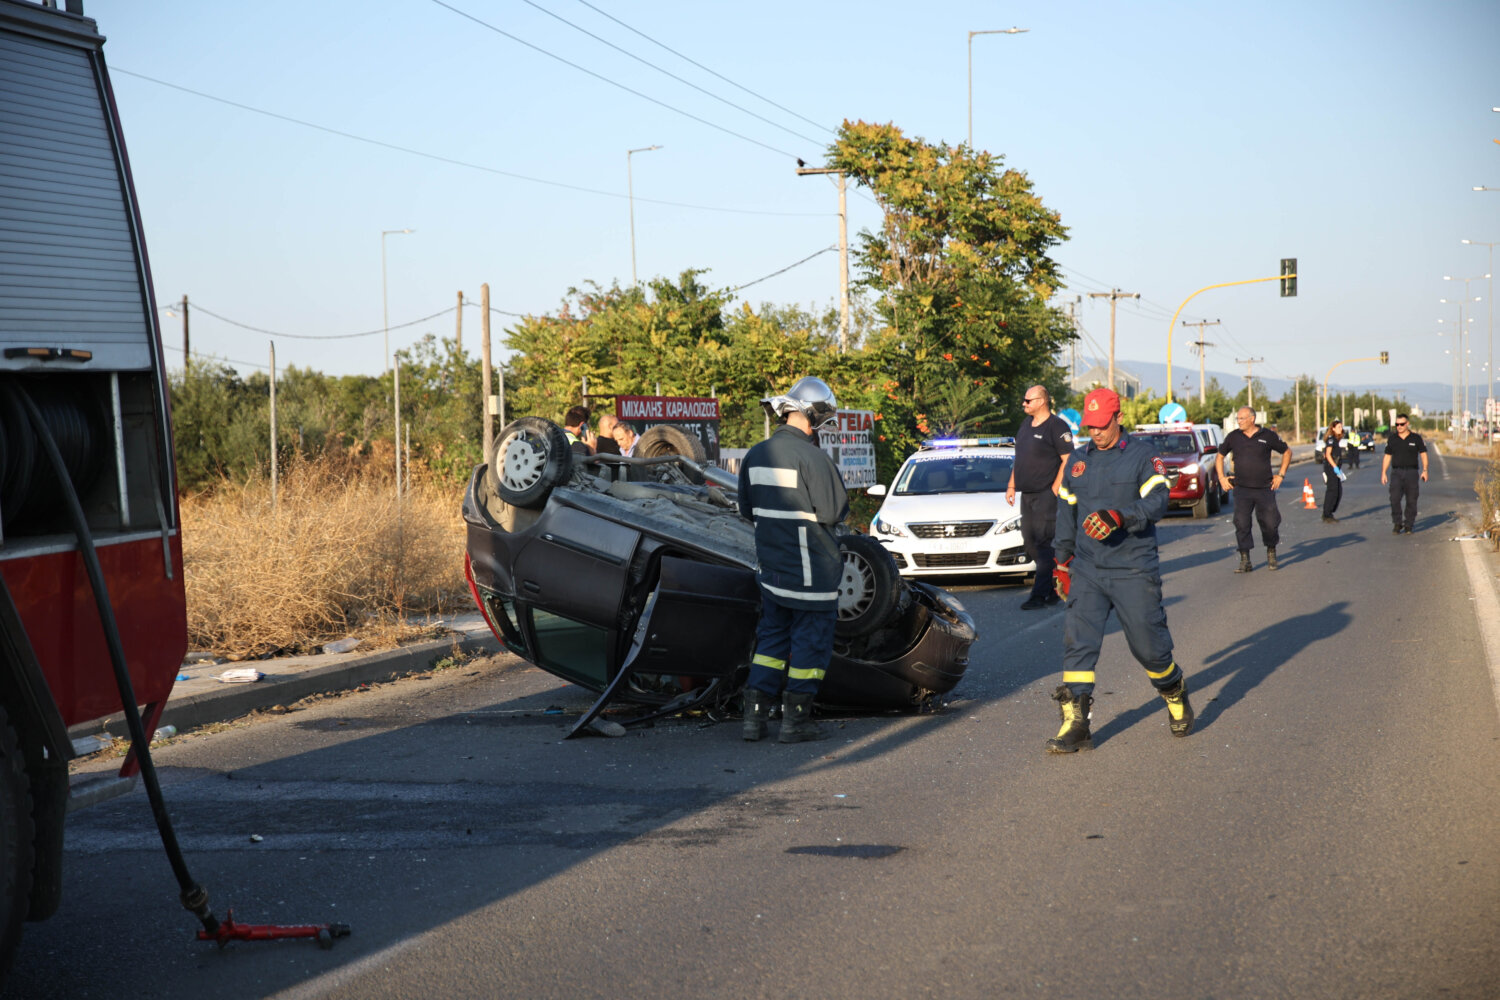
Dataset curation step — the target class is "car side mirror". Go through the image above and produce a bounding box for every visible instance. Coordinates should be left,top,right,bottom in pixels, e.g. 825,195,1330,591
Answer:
867,484,887,497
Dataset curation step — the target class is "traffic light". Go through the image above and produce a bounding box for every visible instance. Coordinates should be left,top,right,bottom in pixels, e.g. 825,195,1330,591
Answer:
1380,350,1389,365
1280,258,1297,297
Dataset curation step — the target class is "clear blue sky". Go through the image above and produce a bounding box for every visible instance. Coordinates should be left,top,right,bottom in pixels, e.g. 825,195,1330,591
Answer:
89,0,1500,406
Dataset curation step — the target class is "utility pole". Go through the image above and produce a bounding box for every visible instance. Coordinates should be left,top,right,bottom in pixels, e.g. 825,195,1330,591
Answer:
1063,296,1081,390
269,341,277,510
481,283,493,460
456,290,464,356
1088,289,1139,393
1236,357,1264,407
795,166,850,352
180,294,190,368
1181,319,1219,406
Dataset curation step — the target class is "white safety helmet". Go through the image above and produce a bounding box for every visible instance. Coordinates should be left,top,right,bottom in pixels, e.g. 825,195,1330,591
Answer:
761,376,838,428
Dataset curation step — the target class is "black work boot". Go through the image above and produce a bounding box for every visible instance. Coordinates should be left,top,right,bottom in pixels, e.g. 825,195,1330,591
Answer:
742,688,776,742
1045,685,1093,754
778,691,826,743
1159,678,1194,737
1266,547,1279,571
1234,551,1253,573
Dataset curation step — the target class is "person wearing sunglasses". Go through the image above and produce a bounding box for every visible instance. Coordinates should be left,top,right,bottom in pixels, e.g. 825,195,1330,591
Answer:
1380,415,1428,533
1006,385,1074,610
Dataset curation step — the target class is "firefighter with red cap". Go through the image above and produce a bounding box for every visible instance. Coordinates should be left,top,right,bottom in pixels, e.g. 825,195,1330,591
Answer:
1047,387,1193,753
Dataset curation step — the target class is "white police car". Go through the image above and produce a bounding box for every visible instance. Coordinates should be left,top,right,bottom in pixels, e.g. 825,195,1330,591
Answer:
866,437,1034,579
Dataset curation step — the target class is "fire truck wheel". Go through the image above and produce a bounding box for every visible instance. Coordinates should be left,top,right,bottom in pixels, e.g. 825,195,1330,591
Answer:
0,707,36,981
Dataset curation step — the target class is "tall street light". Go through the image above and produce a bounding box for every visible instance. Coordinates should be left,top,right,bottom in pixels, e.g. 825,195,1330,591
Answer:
381,228,413,373
1444,274,1488,438
1461,239,1496,436
968,27,1028,148
627,145,662,285
1439,297,1478,436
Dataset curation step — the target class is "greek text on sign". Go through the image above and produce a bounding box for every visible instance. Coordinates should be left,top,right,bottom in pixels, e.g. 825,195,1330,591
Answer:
615,395,720,421
820,409,877,488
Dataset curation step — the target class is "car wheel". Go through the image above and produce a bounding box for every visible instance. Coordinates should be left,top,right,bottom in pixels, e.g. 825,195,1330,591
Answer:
633,425,708,483
835,534,901,639
1190,493,1209,519
485,417,572,509
0,707,35,982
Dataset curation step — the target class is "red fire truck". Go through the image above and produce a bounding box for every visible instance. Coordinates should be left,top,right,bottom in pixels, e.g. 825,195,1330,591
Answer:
0,0,191,975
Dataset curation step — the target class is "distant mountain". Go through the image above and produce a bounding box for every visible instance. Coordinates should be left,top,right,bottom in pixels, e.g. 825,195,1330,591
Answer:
1071,358,1452,416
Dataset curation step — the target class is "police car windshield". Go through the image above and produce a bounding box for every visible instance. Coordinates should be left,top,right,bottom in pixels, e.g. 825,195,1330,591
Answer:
893,455,1013,495
1135,433,1197,455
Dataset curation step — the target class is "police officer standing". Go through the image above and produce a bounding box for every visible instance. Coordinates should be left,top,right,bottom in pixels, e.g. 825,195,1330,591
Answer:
1006,385,1074,609
1047,388,1193,753
1321,418,1347,523
738,376,849,744
1381,414,1429,533
1215,406,1291,572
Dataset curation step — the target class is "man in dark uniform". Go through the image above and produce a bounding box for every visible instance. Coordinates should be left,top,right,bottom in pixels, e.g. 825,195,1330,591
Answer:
1380,414,1429,533
1006,385,1074,609
1321,418,1346,523
737,376,849,744
1215,405,1291,572
1047,387,1193,753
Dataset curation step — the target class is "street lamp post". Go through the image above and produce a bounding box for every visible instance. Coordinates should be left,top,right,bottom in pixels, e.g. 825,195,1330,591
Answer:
967,27,1028,148
381,228,413,373
1443,274,1488,438
1461,240,1496,437
627,145,662,285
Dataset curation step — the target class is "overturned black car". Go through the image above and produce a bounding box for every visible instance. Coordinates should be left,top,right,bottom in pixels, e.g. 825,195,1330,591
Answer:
462,417,977,736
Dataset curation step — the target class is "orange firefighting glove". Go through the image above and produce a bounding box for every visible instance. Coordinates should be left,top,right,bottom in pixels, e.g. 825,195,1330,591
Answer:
1082,509,1124,541
1053,556,1073,600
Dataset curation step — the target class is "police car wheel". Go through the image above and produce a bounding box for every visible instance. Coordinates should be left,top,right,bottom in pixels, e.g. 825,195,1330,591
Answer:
485,417,572,509
835,534,900,638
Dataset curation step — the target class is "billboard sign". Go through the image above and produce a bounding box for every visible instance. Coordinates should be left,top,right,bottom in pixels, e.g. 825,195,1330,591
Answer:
820,409,877,488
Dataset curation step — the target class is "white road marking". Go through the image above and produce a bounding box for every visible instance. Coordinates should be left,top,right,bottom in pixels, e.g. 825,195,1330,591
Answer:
1458,538,1500,723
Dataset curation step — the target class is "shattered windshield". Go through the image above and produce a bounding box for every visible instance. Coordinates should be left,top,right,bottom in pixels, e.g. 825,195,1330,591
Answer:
893,455,1014,495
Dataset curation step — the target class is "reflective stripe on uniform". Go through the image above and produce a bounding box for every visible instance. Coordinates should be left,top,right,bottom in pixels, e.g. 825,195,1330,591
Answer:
761,580,840,602
788,666,826,682
1146,661,1178,680
751,508,818,521
798,525,812,586
753,653,787,672
749,466,799,488
1059,486,1078,505
1063,670,1095,685
1139,475,1169,497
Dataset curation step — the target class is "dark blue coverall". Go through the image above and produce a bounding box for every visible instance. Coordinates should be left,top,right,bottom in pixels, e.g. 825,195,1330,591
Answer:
738,424,849,698
1055,433,1183,698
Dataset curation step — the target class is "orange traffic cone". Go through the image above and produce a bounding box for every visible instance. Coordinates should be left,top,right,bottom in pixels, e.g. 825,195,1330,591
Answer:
1302,478,1316,509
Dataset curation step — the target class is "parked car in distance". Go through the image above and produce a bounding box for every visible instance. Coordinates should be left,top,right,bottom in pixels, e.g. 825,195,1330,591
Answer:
1130,422,1226,519
462,417,978,735
866,437,1033,579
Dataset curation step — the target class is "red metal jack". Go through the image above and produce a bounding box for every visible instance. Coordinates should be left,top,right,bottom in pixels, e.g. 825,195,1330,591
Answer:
197,909,351,950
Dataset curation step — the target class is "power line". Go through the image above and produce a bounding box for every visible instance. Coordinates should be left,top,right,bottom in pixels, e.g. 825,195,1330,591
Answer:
733,245,837,291
188,303,457,341
428,0,800,160
571,0,836,137
111,68,828,219
516,0,824,147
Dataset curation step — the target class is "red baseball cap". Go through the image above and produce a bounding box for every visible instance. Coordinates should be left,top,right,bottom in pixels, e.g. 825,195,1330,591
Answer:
1081,387,1121,428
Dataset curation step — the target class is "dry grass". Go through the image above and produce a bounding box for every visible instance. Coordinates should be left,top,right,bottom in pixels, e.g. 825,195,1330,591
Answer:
1476,457,1500,552
181,453,470,658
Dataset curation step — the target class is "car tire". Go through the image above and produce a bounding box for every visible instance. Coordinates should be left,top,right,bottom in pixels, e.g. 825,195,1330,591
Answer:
1190,493,1209,519
633,425,708,484
0,707,35,982
835,534,901,639
485,417,572,510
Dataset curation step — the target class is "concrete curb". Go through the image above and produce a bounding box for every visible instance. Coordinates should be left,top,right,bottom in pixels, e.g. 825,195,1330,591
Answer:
69,630,504,740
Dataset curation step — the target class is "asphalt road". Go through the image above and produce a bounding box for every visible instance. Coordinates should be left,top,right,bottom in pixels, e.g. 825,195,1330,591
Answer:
9,451,1500,999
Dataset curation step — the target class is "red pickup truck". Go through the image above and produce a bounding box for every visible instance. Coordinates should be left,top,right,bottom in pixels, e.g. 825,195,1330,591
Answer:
1131,422,1229,519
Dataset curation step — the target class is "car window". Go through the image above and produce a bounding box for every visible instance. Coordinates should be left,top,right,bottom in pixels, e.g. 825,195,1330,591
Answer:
528,607,610,688
1137,434,1196,455
893,455,1014,495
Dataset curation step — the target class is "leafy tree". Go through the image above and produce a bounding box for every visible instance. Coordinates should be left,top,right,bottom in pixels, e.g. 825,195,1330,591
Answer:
826,120,1073,439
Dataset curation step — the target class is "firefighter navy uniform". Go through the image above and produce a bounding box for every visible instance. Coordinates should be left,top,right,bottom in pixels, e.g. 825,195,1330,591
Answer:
1054,432,1184,699
738,423,849,698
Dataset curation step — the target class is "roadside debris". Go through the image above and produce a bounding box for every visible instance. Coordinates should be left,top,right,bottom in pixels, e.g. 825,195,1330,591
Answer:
217,668,264,684
321,637,363,655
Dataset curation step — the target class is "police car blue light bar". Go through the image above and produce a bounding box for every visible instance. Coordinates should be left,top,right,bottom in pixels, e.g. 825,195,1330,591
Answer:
920,436,1016,449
